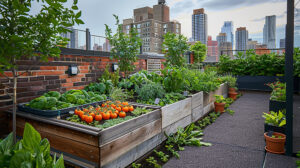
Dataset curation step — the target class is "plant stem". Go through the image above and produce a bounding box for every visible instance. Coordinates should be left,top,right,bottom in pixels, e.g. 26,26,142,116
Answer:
12,67,17,144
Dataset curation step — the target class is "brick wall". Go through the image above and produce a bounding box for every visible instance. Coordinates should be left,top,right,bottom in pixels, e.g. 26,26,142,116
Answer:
0,49,164,135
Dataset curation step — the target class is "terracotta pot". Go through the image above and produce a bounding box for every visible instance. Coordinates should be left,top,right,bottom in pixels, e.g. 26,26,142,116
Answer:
229,87,236,92
214,102,225,113
264,132,286,154
228,92,238,100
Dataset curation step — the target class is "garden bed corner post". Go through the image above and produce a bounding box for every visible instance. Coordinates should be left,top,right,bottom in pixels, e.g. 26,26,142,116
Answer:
285,0,294,156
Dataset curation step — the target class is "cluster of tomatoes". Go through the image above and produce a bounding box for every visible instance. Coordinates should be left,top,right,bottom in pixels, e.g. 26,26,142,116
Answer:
74,101,134,124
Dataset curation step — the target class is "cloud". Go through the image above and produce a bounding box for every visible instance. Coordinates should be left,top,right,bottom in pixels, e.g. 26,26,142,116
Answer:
202,0,286,10
251,11,286,22
171,0,197,14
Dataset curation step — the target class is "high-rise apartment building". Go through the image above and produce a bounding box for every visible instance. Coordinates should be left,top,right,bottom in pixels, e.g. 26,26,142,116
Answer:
263,15,276,49
217,33,227,45
192,8,207,45
295,8,300,47
122,0,181,54
207,36,218,57
235,27,248,51
60,27,78,49
221,21,234,49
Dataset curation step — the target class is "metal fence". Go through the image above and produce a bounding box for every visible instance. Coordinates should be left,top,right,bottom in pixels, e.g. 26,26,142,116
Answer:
60,28,111,52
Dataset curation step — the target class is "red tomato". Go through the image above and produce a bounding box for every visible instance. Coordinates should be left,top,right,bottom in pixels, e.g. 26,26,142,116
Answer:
129,106,134,112
122,106,129,112
119,112,126,118
85,116,93,123
102,112,110,120
111,113,118,119
95,114,102,121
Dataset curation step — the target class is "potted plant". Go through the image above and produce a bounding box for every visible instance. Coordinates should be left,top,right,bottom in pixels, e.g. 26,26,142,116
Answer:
214,95,226,113
222,76,238,100
262,110,286,134
264,131,286,154
267,81,286,112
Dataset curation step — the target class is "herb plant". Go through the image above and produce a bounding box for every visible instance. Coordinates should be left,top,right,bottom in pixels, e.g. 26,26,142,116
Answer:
267,81,286,102
214,95,226,103
262,110,286,127
146,157,161,168
154,150,169,163
136,82,165,101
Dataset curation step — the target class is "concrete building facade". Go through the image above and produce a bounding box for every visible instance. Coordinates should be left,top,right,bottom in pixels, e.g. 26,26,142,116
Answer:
235,27,248,51
263,15,276,49
122,0,181,54
221,21,234,49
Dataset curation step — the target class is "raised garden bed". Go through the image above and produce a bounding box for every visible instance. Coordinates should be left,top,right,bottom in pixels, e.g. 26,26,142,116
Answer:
8,103,161,168
203,83,228,116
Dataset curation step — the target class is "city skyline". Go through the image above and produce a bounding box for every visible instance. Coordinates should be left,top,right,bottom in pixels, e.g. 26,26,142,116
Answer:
30,0,292,42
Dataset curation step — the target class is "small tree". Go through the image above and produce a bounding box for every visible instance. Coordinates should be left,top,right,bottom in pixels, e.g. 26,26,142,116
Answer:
162,32,189,67
190,41,207,63
105,15,142,77
0,0,83,143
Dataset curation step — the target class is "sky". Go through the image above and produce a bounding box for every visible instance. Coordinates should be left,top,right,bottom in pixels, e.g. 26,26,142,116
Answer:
31,0,299,45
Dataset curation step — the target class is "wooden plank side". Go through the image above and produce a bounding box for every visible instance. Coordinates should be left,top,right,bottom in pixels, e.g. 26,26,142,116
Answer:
162,115,192,141
100,109,161,145
100,119,162,166
215,83,228,98
191,106,204,122
14,116,99,147
203,102,214,116
191,92,203,110
102,133,163,168
15,125,100,164
161,98,191,129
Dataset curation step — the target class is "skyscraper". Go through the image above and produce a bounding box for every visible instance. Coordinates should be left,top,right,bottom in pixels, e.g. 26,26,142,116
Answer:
221,21,234,48
122,0,181,53
295,8,300,47
263,15,276,49
235,27,248,51
216,33,227,45
60,27,78,49
192,8,207,45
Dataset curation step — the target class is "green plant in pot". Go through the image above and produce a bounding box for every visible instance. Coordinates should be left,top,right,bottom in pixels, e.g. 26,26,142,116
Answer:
264,131,286,154
214,95,226,113
222,75,238,100
262,110,286,134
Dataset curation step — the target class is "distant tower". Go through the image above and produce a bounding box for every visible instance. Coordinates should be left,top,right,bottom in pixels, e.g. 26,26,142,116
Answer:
221,21,234,49
235,27,248,51
158,0,166,5
263,15,276,49
192,8,207,45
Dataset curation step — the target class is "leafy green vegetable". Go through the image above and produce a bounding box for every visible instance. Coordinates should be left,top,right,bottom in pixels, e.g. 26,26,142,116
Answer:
136,82,165,101
131,107,152,116
0,123,65,168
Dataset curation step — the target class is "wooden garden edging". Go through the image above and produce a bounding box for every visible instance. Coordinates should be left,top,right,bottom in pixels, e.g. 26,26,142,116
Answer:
9,83,228,168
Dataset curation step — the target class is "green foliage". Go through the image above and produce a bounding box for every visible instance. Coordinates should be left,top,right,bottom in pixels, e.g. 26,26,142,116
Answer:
137,92,185,107
161,67,186,93
131,107,152,116
96,116,135,129
154,150,169,163
136,82,165,101
146,157,161,168
165,145,179,159
262,110,286,127
28,90,106,110
214,95,225,103
294,48,300,77
132,163,142,168
218,53,285,76
165,124,211,151
296,151,300,168
0,0,83,73
0,123,64,167
84,83,106,94
221,75,237,88
100,64,120,87
185,70,221,92
105,15,141,77
190,41,207,63
162,32,189,67
118,79,133,90
109,87,132,102
267,81,286,102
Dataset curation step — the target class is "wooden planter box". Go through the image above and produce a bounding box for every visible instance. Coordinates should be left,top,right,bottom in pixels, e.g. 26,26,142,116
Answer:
8,104,162,168
190,92,204,122
161,97,192,140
